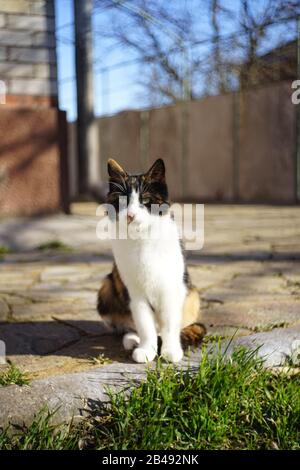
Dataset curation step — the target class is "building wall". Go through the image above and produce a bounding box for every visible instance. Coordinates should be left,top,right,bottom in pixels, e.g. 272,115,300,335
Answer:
187,94,234,201
0,107,69,216
69,80,297,204
0,1,69,216
238,82,295,202
0,0,57,107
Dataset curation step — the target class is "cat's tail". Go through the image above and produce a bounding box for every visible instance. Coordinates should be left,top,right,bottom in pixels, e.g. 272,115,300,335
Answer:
180,323,207,348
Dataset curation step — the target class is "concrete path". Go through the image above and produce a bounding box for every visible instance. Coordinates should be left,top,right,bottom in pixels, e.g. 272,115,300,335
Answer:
0,204,299,427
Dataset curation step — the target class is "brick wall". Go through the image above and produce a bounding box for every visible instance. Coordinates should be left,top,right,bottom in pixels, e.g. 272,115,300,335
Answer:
0,0,57,107
0,107,69,216
0,1,69,216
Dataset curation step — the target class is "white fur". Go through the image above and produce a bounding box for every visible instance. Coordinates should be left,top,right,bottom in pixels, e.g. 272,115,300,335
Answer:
123,331,140,350
111,190,186,363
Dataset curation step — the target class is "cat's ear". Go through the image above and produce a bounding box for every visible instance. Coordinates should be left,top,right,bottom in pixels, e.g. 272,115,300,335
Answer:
107,159,127,179
146,158,165,183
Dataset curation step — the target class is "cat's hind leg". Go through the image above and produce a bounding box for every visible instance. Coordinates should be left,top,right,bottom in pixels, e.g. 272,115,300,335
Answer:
97,266,135,332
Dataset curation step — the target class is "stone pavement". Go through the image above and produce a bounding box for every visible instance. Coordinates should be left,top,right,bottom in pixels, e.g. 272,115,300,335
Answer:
0,203,299,426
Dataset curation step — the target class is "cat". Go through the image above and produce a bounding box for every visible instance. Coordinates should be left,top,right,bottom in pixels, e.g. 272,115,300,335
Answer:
97,158,206,363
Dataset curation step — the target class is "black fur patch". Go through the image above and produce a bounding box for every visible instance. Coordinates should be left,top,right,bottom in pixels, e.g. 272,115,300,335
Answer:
107,158,169,215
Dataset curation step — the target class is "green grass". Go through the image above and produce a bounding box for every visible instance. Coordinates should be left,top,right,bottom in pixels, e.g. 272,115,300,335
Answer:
36,240,72,252
0,245,12,259
0,348,299,450
202,334,224,344
252,321,290,333
0,364,30,387
88,353,113,366
0,409,80,450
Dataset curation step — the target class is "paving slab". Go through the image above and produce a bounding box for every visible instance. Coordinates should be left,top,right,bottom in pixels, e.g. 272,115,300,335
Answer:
232,325,300,367
1,204,300,258
0,203,299,428
1,322,81,356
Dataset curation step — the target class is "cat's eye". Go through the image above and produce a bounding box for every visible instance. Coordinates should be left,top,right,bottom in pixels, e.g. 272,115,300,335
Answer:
142,197,151,205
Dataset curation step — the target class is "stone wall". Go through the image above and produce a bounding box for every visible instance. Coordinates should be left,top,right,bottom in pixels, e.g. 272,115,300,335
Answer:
68,80,295,203
0,0,57,106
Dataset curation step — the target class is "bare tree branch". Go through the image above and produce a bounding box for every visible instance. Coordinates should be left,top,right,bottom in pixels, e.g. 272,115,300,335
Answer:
94,0,299,102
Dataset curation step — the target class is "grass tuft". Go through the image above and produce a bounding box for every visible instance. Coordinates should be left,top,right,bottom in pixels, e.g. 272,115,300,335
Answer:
0,348,299,450
202,334,224,344
253,321,289,333
0,245,12,259
0,363,30,387
88,354,113,366
92,347,299,450
36,240,72,252
0,408,80,450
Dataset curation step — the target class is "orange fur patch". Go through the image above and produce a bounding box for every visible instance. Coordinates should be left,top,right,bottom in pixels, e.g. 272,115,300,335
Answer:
181,323,207,348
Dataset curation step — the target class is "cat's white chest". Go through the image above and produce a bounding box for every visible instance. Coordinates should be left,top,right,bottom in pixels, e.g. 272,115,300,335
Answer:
111,220,184,307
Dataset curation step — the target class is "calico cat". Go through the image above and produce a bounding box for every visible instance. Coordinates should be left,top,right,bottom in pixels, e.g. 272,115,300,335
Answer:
97,158,206,363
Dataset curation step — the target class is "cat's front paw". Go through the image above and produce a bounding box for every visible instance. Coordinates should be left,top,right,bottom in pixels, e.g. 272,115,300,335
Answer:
132,347,156,363
161,345,184,363
123,332,140,350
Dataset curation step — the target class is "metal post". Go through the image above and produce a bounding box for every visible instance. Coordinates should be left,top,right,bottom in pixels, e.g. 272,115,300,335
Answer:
233,91,240,202
101,67,110,116
296,15,300,202
74,0,99,196
182,43,191,101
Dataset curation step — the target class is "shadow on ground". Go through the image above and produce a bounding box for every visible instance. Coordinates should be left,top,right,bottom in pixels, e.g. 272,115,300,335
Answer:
0,320,127,360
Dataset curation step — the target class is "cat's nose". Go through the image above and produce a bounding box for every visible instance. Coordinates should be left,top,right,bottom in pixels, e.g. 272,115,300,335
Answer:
127,213,135,224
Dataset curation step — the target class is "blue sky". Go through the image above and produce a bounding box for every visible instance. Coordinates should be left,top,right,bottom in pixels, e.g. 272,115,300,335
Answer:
55,0,143,121
55,0,297,122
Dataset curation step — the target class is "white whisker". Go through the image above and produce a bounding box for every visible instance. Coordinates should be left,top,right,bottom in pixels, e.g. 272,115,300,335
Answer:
110,181,126,192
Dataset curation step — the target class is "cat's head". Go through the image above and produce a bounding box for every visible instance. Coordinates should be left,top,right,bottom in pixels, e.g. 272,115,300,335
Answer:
106,158,169,227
